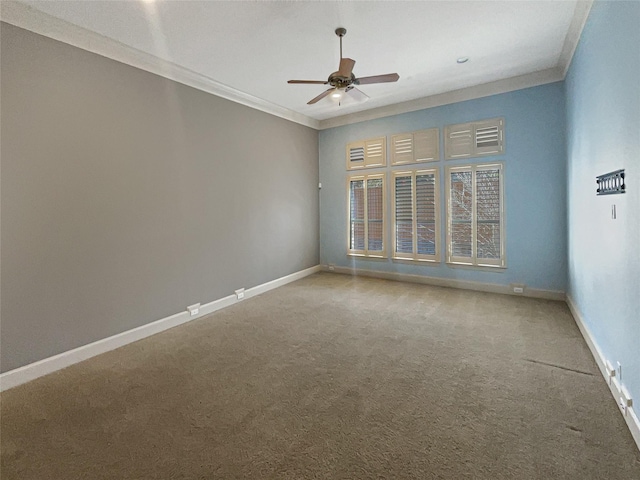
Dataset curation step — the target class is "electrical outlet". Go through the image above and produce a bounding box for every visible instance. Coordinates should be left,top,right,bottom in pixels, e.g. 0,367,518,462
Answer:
511,283,525,294
328,264,335,271
619,386,633,415
235,288,245,300
606,361,616,381
187,303,200,316
617,361,622,382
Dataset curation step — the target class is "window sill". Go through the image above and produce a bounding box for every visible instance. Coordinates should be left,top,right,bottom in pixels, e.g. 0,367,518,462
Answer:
392,257,441,266
446,262,506,272
347,253,388,261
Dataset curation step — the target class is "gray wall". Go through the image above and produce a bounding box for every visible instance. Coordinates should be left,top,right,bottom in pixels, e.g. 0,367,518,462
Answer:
0,23,319,372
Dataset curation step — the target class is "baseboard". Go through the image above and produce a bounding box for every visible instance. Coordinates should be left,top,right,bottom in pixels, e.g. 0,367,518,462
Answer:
566,295,640,452
324,265,565,301
0,265,321,392
244,265,321,299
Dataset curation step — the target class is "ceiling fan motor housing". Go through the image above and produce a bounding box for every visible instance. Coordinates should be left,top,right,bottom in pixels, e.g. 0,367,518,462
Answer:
328,73,355,89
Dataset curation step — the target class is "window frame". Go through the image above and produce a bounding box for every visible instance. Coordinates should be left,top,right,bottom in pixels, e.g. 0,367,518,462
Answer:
347,172,387,258
445,163,506,268
391,168,441,263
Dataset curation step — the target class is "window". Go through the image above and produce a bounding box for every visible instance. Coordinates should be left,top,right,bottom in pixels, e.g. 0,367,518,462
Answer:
348,173,386,257
390,128,439,165
392,169,440,262
346,137,386,170
446,163,505,267
444,118,504,160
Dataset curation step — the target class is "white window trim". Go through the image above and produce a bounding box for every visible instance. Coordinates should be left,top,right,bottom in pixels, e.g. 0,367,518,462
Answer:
445,163,506,268
391,168,441,263
347,172,387,258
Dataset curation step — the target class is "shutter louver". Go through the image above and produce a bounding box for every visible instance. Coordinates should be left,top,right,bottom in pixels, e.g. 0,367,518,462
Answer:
416,173,436,256
394,175,413,255
349,146,365,163
476,169,501,259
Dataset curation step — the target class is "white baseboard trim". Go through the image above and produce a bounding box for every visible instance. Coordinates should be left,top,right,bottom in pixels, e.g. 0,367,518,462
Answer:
566,295,640,452
0,265,321,392
324,265,565,301
244,265,321,299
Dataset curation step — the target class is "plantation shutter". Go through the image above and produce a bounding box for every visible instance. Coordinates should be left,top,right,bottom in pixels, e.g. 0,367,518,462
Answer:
367,177,384,252
449,170,473,258
446,164,504,267
349,179,365,252
391,134,414,165
445,118,505,159
414,129,439,162
347,141,365,170
444,123,474,159
392,169,439,262
365,138,386,168
391,129,439,165
474,118,504,156
476,167,502,263
416,172,437,256
346,137,386,170
394,174,414,255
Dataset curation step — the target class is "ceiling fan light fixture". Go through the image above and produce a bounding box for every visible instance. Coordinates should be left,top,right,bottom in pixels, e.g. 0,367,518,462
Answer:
288,28,399,105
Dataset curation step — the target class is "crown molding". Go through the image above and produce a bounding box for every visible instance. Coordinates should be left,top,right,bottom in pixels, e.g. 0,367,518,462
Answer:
1,0,593,132
318,67,564,130
558,0,594,78
0,1,320,130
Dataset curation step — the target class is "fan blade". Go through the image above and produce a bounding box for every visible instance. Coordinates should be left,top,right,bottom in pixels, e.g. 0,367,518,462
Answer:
355,73,399,85
288,80,328,84
337,58,356,77
346,86,370,101
308,88,336,105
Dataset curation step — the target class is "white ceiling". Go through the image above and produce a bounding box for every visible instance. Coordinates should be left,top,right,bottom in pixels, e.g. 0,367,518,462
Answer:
3,0,583,126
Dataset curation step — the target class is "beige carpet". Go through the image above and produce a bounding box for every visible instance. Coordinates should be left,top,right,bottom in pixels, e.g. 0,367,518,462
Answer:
2,272,639,479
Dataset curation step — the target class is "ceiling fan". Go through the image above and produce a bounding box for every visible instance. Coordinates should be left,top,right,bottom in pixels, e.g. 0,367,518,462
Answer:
288,28,400,105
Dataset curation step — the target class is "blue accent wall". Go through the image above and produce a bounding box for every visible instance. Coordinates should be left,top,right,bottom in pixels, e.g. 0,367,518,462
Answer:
565,1,640,404
320,83,567,291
